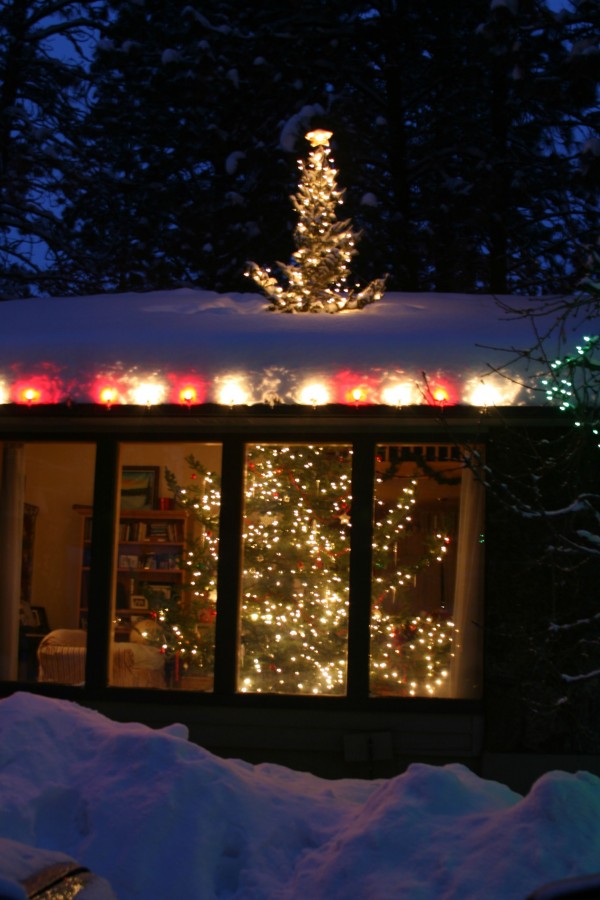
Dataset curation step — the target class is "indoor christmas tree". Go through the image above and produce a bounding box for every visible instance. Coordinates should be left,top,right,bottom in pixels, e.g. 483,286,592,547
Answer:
247,129,387,313
239,444,353,693
369,471,456,697
240,446,456,695
159,448,457,695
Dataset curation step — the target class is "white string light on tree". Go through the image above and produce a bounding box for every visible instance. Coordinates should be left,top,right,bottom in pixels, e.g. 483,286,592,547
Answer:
246,129,387,313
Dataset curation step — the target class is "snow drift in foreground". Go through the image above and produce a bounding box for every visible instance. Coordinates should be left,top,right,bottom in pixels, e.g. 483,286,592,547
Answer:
0,693,599,900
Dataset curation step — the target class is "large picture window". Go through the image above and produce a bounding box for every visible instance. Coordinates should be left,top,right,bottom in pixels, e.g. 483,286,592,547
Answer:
109,443,222,690
238,444,352,695
1,434,483,701
370,445,484,699
0,442,96,685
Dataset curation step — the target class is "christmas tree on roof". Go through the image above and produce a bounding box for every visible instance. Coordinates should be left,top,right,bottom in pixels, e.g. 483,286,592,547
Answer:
247,129,387,313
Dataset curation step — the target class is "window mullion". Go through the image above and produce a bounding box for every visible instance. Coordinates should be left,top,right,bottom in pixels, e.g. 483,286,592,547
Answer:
86,438,119,689
213,438,245,695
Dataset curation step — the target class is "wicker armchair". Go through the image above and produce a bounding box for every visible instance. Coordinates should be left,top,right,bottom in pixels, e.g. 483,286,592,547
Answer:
37,629,165,688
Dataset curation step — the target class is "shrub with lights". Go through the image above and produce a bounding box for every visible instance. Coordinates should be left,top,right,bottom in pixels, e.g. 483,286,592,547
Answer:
540,333,600,447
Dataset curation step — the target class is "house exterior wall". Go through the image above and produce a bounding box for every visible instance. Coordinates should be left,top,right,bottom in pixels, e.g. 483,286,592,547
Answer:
2,403,594,784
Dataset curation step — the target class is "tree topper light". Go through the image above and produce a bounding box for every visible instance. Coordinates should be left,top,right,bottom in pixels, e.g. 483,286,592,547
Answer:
246,129,387,313
305,129,333,147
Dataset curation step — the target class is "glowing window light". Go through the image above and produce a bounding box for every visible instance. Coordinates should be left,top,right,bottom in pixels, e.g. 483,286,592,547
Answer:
381,382,415,407
297,382,330,406
217,379,249,406
130,382,166,406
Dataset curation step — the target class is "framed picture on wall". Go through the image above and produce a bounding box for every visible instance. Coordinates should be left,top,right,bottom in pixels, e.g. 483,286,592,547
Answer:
121,466,159,510
28,606,49,633
130,595,149,610
146,584,172,604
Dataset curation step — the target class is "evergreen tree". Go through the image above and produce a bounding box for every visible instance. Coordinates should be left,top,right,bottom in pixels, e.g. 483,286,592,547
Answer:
238,444,353,694
18,0,597,297
0,0,105,298
247,129,387,312
62,0,347,294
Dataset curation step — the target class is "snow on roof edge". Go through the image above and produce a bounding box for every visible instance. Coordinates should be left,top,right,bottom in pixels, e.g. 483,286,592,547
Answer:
0,289,569,408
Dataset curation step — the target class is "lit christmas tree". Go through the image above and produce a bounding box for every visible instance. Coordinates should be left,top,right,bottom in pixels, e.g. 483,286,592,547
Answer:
158,448,457,695
370,472,456,697
239,444,353,694
247,129,387,313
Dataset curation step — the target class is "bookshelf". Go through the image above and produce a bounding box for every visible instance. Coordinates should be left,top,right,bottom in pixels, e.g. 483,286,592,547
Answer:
75,506,188,636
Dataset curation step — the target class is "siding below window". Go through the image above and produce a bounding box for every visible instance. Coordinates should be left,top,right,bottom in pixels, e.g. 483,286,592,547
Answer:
84,699,484,779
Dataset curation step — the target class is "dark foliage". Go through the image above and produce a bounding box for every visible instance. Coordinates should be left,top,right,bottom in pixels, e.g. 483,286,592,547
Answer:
483,420,600,753
0,0,106,298
2,0,596,297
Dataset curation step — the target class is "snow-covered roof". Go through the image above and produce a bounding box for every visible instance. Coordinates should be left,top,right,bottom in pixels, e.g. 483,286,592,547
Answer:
0,289,554,408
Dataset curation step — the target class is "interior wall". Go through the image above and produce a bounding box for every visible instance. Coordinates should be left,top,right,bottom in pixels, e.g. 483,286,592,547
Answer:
23,443,96,630
119,443,222,494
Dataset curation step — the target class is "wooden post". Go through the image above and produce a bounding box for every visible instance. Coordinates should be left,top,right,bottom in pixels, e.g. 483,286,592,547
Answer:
0,443,25,680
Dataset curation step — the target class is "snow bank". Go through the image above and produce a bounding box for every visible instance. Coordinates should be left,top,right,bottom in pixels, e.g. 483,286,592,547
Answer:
1,693,599,898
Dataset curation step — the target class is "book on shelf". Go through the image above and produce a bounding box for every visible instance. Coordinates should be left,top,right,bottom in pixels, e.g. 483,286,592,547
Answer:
118,520,183,543
117,552,179,571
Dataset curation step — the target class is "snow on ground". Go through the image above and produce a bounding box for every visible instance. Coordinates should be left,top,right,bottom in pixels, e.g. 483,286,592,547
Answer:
1,692,599,899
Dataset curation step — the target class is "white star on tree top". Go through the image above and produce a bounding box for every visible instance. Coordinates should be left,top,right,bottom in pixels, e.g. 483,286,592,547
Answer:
305,129,332,147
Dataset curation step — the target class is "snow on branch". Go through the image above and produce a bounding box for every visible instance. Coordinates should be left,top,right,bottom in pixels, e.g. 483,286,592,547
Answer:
549,610,600,633
561,668,600,684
